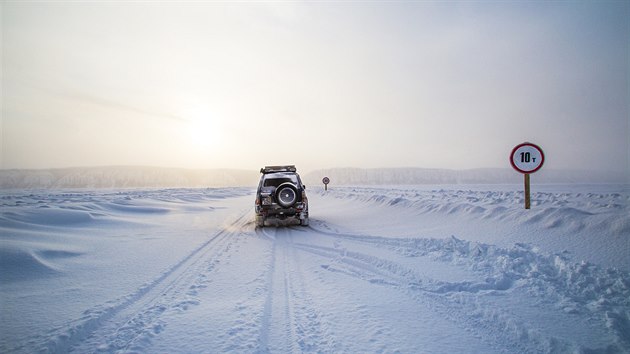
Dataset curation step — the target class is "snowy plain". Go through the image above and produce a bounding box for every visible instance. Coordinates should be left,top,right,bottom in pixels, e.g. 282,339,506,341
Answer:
0,184,629,353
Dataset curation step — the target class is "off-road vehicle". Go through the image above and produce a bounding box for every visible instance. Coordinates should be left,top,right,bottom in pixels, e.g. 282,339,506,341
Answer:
255,165,309,227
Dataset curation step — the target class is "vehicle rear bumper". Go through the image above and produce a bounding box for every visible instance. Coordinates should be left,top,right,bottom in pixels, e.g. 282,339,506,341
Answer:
256,202,306,217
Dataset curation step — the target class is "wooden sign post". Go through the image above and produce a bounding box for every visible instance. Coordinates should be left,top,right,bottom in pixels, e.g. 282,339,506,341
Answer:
524,173,531,209
510,142,544,209
322,177,330,191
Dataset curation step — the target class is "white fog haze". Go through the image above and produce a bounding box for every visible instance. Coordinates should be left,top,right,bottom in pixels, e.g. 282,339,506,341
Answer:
2,1,628,176
1,2,629,353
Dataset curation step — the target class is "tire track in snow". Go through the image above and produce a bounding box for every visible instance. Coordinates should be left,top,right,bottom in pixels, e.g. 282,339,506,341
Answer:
305,220,628,352
291,241,531,352
292,225,585,353
219,226,276,352
285,231,336,353
288,227,422,353
279,227,298,353
257,227,303,353
45,210,252,353
256,226,276,353
253,227,333,353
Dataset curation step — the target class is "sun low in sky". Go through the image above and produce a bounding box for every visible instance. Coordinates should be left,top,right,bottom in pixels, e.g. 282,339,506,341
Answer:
1,1,628,176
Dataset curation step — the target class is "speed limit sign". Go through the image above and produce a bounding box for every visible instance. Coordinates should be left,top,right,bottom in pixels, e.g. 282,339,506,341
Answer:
510,142,544,174
510,142,544,209
322,177,330,191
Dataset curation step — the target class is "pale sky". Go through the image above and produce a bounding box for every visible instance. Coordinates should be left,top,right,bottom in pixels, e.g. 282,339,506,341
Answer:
2,1,628,175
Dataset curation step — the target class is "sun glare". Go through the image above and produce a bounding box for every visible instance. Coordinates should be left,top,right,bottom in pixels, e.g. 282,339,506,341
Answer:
182,111,223,151
188,119,214,148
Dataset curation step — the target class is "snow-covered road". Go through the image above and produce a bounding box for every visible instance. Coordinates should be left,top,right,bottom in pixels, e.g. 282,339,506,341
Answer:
1,186,628,353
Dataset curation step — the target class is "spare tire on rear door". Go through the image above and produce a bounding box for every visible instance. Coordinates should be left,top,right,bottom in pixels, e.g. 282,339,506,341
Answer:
276,183,298,208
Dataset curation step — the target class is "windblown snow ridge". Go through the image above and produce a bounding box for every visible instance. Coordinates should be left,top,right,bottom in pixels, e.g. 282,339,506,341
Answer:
318,186,630,236
407,235,630,351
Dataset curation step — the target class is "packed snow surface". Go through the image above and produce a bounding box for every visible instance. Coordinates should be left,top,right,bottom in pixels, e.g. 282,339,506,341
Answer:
1,185,628,353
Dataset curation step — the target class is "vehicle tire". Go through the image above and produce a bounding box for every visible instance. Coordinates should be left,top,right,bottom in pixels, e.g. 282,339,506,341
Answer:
276,183,298,208
300,217,309,226
256,215,265,227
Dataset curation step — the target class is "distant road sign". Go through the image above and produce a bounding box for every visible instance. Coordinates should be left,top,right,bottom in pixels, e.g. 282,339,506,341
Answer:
510,142,545,174
322,177,330,185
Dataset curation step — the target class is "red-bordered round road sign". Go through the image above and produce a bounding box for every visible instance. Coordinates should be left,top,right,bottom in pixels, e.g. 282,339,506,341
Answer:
510,142,545,174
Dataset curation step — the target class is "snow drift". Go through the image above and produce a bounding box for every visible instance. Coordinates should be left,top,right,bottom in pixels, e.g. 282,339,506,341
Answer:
1,184,628,353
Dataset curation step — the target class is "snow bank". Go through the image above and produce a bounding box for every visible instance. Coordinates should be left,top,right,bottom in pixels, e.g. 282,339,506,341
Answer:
0,188,252,283
319,186,628,230
313,185,630,271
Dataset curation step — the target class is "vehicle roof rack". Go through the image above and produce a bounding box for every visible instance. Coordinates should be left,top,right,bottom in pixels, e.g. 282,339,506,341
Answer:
260,165,297,174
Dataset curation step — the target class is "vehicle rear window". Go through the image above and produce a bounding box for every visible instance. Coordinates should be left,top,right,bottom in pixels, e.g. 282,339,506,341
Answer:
263,177,296,188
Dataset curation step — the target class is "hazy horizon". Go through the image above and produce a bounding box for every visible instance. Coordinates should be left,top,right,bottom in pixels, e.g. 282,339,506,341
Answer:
2,2,628,176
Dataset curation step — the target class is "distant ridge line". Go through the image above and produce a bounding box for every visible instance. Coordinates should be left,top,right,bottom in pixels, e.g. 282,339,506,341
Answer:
0,166,626,189
0,166,259,189
303,167,628,185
